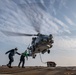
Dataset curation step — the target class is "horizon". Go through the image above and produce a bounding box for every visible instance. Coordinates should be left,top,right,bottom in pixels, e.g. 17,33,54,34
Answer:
0,0,76,66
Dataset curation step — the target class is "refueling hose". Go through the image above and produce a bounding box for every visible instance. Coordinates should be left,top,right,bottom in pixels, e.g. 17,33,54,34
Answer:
39,53,46,64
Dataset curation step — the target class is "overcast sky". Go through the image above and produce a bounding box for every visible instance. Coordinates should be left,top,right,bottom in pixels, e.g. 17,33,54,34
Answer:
0,0,76,66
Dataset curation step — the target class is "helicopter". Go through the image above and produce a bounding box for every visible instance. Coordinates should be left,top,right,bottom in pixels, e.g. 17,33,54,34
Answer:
27,32,54,58
1,30,54,58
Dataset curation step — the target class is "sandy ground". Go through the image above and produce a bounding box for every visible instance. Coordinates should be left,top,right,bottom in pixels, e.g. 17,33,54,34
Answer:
0,66,76,75
0,74,11,75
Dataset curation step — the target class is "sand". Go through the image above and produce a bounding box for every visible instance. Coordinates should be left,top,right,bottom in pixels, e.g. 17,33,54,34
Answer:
0,66,76,75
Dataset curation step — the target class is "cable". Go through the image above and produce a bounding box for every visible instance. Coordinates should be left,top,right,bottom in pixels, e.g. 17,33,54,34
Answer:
39,53,46,64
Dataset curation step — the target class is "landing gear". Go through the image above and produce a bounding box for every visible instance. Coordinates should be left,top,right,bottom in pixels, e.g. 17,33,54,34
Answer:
32,54,36,59
42,49,50,54
42,49,47,54
47,50,50,54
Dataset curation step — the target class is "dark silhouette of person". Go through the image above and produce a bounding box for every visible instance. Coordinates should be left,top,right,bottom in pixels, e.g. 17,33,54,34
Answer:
5,47,21,68
18,50,29,68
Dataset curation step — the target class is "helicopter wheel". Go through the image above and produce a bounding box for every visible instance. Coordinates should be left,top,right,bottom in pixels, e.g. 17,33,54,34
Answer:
47,50,50,54
42,50,44,54
42,49,47,54
32,54,36,59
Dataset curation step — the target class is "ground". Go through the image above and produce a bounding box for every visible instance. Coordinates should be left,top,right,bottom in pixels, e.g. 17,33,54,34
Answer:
0,66,76,75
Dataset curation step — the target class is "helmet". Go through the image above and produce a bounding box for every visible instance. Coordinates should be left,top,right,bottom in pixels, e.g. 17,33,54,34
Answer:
15,47,18,50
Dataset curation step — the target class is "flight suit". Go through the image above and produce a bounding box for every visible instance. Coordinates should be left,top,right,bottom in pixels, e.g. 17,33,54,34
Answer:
5,48,20,68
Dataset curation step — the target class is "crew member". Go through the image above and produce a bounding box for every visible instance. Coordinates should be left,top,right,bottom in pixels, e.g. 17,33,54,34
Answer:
18,50,29,68
5,47,21,68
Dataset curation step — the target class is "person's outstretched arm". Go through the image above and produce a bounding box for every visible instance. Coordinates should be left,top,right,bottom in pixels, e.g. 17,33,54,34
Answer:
16,52,21,55
5,50,11,54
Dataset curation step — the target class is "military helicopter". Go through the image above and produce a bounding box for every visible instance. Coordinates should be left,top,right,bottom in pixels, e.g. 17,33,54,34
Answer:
1,27,54,58
27,32,54,58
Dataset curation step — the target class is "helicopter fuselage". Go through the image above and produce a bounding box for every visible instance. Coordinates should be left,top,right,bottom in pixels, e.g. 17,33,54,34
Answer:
28,34,54,58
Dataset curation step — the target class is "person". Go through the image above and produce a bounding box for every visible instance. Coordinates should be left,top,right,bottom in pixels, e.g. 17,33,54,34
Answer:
18,50,29,68
5,47,21,68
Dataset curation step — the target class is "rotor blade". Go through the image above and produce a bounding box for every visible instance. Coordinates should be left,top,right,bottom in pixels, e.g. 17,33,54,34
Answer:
52,32,76,37
1,30,37,36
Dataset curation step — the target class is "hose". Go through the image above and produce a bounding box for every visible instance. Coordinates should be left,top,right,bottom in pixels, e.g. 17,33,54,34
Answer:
39,53,46,64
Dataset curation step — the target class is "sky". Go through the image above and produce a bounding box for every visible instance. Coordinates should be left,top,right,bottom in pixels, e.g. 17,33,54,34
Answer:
0,0,76,66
